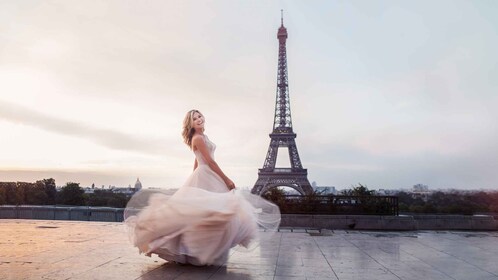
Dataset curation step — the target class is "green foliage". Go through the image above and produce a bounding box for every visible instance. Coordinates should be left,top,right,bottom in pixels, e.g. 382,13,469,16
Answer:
401,190,496,215
57,182,85,206
87,191,108,206
0,179,57,205
42,178,57,205
260,184,498,215
0,187,5,205
24,181,48,205
87,190,128,208
261,186,394,215
0,182,17,204
107,193,128,208
262,187,287,204
341,183,376,196
0,178,133,207
2,178,497,215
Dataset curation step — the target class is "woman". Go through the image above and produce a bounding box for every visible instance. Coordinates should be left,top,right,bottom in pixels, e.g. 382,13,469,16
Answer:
124,109,280,266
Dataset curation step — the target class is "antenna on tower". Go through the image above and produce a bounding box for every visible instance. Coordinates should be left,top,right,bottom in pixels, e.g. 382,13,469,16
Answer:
281,9,284,26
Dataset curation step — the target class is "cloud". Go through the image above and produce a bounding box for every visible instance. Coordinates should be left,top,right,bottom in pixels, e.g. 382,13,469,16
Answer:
0,100,168,156
1,1,498,189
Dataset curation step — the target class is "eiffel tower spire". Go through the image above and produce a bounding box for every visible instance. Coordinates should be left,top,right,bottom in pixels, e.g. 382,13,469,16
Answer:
273,10,293,133
252,12,313,196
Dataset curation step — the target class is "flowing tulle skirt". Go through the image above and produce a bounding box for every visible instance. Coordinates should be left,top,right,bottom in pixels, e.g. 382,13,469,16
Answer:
124,165,281,266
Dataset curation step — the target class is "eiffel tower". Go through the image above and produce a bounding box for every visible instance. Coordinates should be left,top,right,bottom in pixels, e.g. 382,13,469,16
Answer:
252,12,313,196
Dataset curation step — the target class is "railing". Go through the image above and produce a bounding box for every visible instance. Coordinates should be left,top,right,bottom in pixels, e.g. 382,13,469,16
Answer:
274,195,399,216
0,195,399,222
273,168,292,173
0,205,124,222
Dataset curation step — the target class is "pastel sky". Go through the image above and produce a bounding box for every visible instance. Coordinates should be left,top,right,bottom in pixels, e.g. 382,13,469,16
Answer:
1,1,497,190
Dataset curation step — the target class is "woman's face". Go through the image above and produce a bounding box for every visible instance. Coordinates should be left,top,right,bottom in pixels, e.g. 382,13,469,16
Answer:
192,112,205,131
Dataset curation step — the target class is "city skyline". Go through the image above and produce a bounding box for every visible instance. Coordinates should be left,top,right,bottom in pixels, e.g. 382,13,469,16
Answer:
1,1,498,190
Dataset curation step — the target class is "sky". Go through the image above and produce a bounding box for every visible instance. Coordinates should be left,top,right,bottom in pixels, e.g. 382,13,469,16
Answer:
1,0,497,190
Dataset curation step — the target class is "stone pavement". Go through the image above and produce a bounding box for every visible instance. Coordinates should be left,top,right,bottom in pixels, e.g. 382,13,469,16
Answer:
1,219,498,280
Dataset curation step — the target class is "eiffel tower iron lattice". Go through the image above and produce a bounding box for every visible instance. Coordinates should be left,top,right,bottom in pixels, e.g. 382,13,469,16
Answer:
252,12,313,196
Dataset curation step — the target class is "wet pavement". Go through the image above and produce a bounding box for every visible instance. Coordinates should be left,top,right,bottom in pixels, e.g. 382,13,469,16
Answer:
1,219,498,280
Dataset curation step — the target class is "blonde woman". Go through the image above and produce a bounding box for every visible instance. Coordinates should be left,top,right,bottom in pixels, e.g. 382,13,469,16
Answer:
182,110,236,192
124,109,280,266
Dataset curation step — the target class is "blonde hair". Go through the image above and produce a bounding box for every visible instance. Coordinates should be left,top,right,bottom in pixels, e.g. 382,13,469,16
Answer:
182,109,203,148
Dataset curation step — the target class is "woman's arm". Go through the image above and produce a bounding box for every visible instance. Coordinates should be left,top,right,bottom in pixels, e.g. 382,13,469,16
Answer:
192,135,235,190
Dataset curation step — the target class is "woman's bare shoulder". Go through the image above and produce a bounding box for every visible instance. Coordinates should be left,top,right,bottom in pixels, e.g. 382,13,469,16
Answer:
192,134,204,141
191,134,206,145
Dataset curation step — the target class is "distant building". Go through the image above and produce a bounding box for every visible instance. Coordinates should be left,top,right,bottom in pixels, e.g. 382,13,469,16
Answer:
311,181,337,195
110,187,134,196
413,184,429,192
412,184,431,201
377,189,397,195
83,178,143,197
83,188,95,194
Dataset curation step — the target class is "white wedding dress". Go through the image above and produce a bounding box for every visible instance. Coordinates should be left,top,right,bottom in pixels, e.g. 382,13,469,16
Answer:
124,135,280,266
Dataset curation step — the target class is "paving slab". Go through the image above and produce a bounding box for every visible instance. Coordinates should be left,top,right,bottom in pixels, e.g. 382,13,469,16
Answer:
1,219,498,280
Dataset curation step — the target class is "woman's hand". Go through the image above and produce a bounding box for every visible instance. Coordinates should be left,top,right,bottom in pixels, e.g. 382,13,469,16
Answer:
225,178,236,190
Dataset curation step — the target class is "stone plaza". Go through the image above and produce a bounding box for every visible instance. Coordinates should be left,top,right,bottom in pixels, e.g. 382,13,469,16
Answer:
2,219,498,280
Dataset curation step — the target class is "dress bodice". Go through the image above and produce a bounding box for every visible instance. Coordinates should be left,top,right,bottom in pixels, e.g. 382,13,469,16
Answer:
193,135,216,165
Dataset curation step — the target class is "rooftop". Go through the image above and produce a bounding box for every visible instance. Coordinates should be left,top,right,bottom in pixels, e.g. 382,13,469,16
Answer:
2,219,498,279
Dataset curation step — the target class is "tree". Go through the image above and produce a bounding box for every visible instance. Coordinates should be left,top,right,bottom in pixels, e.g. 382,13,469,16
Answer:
58,182,85,206
108,193,128,208
341,183,376,196
262,187,287,204
18,181,48,205
87,190,108,206
490,192,498,213
262,187,289,212
42,178,57,205
0,187,6,205
15,182,27,205
0,182,18,205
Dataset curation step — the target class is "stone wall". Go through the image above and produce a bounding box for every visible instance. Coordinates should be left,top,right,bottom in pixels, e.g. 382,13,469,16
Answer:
1,206,497,230
0,205,124,222
280,214,498,231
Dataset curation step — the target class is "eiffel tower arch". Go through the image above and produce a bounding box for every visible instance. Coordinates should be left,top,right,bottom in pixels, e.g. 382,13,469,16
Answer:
252,12,313,196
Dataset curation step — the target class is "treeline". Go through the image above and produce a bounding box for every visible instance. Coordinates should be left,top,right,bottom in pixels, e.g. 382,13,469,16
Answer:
0,179,128,208
263,184,397,215
398,190,498,215
341,185,498,215
263,184,498,215
0,179,57,205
